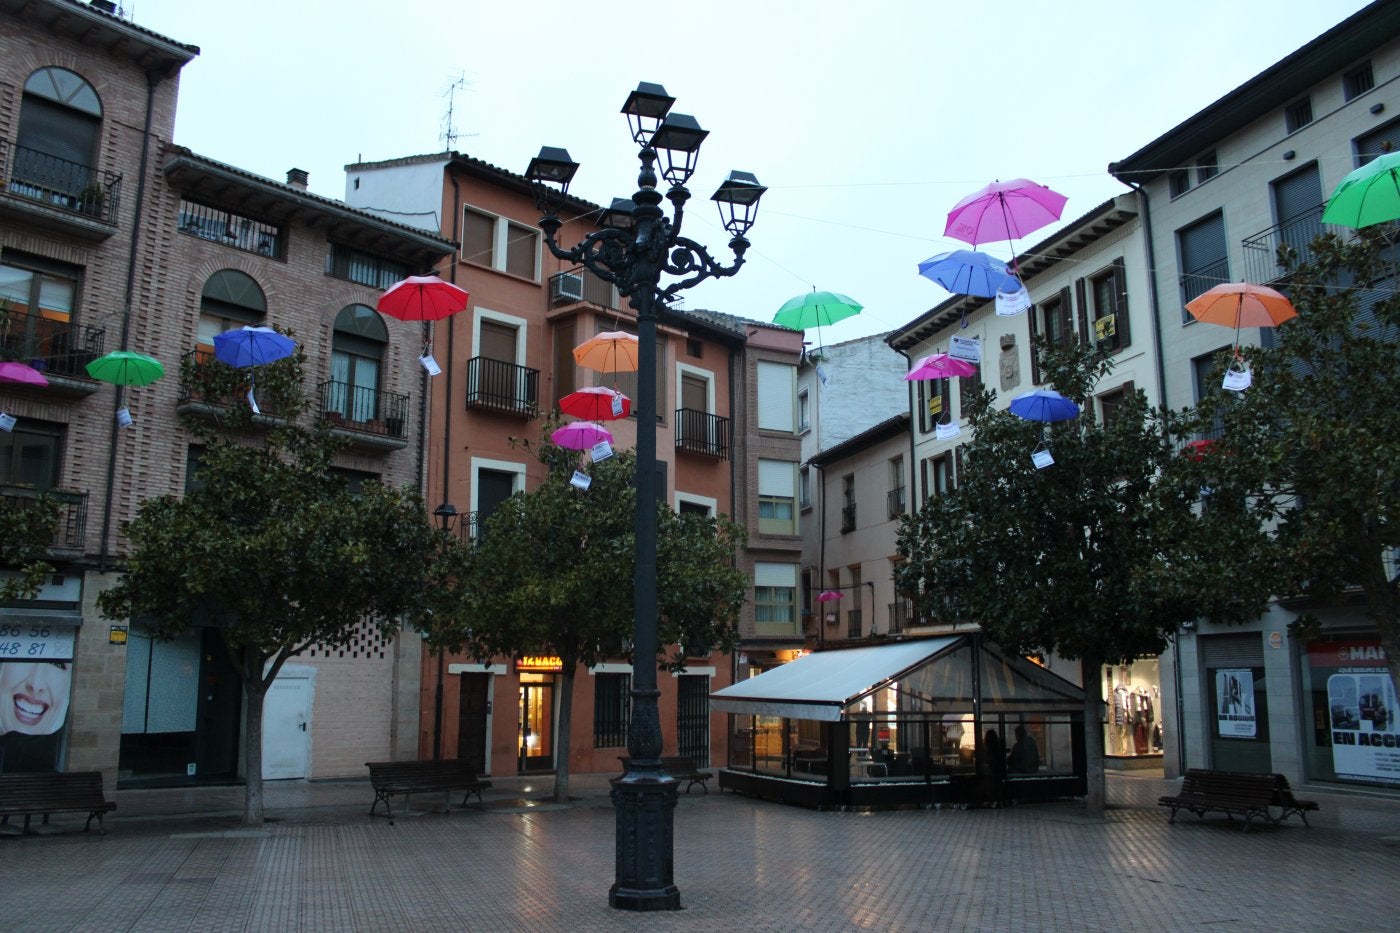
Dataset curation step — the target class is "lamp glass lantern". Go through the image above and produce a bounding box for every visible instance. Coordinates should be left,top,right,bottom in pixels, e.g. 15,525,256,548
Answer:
525,146,579,211
649,114,708,187
598,197,637,231
620,81,675,146
711,170,767,236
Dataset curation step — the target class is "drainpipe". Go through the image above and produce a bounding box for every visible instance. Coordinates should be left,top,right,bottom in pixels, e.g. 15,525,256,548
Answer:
811,459,825,649
729,341,739,686
443,169,461,512
98,70,163,570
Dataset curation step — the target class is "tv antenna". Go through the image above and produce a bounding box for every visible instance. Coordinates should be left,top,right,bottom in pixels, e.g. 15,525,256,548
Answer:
441,74,477,151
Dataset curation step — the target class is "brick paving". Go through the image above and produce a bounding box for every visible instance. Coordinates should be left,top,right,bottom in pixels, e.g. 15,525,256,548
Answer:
3,772,1398,932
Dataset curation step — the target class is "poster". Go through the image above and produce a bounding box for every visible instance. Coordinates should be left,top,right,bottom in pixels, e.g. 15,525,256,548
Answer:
1312,640,1399,785
1215,668,1256,737
0,622,76,772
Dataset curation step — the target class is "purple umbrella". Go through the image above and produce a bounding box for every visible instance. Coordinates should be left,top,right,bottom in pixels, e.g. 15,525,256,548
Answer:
1009,388,1080,423
944,179,1068,248
905,353,977,381
551,421,614,451
0,361,49,387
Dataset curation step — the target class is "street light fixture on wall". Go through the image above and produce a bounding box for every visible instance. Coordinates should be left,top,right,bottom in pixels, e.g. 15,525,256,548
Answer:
526,82,765,912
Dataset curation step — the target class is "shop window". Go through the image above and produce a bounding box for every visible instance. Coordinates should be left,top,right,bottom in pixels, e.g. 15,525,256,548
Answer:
1105,661,1164,759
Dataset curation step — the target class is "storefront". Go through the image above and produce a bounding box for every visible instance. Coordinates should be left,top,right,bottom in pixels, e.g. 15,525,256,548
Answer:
1104,658,1165,769
1301,634,1399,787
711,635,1087,809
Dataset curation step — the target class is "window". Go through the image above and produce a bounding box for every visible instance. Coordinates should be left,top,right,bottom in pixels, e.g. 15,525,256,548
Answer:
462,208,495,267
922,452,954,501
685,338,702,359
757,361,796,432
799,465,811,510
1089,259,1131,352
325,244,408,288
758,459,798,535
917,377,950,433
840,473,856,534
197,270,266,351
887,455,905,519
1285,97,1313,133
180,199,282,258
0,421,62,488
677,497,713,518
1344,61,1375,101
1029,287,1073,383
461,208,539,281
1356,121,1400,165
505,221,538,280
754,562,798,630
14,68,101,210
593,672,631,748
1168,170,1191,199
329,305,387,423
1192,348,1232,440
797,388,810,432
0,255,79,364
1177,213,1229,314
1097,381,1135,426
1196,151,1219,183
472,461,524,544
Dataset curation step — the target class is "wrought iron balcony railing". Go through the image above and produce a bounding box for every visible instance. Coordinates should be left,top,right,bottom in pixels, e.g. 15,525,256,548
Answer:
1,140,121,224
840,503,857,534
887,486,906,519
846,608,863,639
317,380,409,440
0,305,105,378
1179,258,1231,315
0,484,88,553
464,356,538,417
1241,205,1329,285
176,349,301,418
674,408,730,459
888,600,913,635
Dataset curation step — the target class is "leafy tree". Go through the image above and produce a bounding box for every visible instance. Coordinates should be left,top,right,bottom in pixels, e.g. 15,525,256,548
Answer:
97,423,442,824
0,492,60,601
895,343,1262,813
1173,229,1400,691
460,437,747,803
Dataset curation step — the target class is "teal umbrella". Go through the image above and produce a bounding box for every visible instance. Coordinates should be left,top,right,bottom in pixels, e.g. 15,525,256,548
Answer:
86,350,165,386
1321,151,1400,229
773,289,863,331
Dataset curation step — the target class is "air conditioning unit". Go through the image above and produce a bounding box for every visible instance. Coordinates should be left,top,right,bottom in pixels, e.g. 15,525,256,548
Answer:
551,272,584,304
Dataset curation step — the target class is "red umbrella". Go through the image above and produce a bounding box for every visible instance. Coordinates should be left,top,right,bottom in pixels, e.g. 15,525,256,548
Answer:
0,361,49,387
376,275,470,322
550,421,614,451
559,386,631,421
1182,439,1219,462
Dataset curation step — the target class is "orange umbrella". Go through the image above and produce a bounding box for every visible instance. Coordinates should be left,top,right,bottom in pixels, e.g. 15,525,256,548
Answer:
1185,283,1298,329
572,331,639,372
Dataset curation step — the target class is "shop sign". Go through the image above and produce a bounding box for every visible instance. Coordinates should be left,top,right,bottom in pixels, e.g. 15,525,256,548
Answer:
1215,669,1256,738
516,655,563,672
0,621,75,661
1310,640,1398,785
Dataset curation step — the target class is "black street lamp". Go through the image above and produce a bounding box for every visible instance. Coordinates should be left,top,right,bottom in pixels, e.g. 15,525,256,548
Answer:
431,502,459,761
526,82,765,912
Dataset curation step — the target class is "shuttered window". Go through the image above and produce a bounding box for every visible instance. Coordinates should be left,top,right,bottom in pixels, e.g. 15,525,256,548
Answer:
757,361,796,431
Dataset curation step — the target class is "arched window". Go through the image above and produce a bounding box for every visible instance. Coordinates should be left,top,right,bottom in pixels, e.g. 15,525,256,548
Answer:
330,304,386,422
15,68,102,205
197,270,266,355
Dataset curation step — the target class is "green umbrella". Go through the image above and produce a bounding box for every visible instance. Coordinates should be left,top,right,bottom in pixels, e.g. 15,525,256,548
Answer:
772,289,863,331
1320,151,1400,229
86,350,165,386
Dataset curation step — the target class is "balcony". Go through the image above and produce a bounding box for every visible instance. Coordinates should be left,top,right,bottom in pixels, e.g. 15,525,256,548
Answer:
1240,206,1354,285
464,356,538,418
840,503,857,534
176,349,299,424
0,305,104,396
846,608,863,639
1179,258,1231,313
317,380,410,452
888,600,913,635
0,140,121,240
0,485,88,554
675,408,730,459
887,486,906,519
548,267,620,311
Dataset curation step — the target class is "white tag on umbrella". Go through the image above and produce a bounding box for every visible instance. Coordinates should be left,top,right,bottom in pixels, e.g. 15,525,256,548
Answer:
949,334,982,364
996,282,1032,316
115,407,133,428
0,413,15,433
1223,364,1252,391
611,393,624,417
591,440,614,462
935,421,961,440
1031,448,1055,469
247,387,261,415
569,470,592,490
419,354,442,376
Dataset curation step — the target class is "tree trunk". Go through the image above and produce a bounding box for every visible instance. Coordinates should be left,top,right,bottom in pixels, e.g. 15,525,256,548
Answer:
552,669,574,804
1082,657,1106,816
241,646,266,826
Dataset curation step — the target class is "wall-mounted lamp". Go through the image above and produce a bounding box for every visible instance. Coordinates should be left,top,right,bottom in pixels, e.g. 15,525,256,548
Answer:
1282,150,1296,161
1371,102,1386,115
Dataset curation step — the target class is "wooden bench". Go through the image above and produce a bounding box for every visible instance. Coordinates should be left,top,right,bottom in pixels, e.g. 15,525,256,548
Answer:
1270,773,1320,826
365,760,492,822
618,756,714,794
1158,768,1284,832
0,771,116,835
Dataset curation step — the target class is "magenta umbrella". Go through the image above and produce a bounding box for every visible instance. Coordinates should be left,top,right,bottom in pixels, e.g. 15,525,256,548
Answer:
559,386,631,421
551,421,614,451
0,361,49,387
905,353,977,381
817,590,844,602
944,179,1068,248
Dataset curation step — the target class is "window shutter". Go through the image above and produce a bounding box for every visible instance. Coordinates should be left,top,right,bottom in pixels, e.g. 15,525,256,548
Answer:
1113,258,1132,350
1075,278,1089,347
756,361,795,431
1027,306,1041,385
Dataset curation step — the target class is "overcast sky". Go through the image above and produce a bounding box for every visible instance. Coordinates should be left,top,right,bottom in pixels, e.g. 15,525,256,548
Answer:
126,0,1371,347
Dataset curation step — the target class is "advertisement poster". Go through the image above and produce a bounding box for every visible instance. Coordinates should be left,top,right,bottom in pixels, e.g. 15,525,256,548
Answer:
0,622,76,773
1215,668,1256,737
1313,640,1399,785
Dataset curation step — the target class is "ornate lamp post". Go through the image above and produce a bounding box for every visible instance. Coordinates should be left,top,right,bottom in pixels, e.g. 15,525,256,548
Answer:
526,82,765,911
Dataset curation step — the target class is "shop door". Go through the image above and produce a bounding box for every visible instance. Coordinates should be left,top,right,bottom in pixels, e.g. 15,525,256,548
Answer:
676,674,710,766
455,672,490,776
518,677,554,772
262,676,310,780
1203,633,1270,773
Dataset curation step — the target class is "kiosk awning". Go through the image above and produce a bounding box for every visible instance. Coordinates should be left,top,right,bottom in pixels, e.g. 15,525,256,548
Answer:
710,637,961,721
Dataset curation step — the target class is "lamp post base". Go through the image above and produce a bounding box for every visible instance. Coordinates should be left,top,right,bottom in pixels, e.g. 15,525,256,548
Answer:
608,762,682,911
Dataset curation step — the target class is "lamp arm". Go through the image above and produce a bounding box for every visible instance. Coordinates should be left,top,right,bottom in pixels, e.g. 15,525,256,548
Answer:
539,221,636,290
659,234,750,299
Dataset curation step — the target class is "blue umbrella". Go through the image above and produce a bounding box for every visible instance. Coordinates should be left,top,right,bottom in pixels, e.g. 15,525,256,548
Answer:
213,325,296,368
917,249,1015,299
1009,388,1080,422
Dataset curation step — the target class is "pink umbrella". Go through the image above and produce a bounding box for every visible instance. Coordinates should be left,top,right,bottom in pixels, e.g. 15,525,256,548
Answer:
904,353,977,381
0,361,49,387
376,275,470,322
944,179,1068,247
559,386,631,421
817,590,844,602
551,421,614,451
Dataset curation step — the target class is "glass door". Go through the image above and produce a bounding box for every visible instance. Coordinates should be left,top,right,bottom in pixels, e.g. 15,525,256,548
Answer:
518,674,554,772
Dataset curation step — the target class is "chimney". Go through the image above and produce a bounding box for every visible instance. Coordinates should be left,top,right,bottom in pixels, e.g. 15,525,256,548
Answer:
286,168,309,190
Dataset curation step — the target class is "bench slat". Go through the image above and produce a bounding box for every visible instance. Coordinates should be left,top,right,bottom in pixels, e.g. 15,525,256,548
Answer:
0,772,116,834
365,760,492,821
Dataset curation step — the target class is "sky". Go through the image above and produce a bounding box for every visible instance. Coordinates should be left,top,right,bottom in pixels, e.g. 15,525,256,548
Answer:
124,0,1373,348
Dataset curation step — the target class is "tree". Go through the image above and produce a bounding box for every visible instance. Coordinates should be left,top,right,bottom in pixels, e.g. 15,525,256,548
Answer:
895,342,1263,813
1174,229,1400,692
0,492,60,601
97,423,442,824
460,437,747,803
